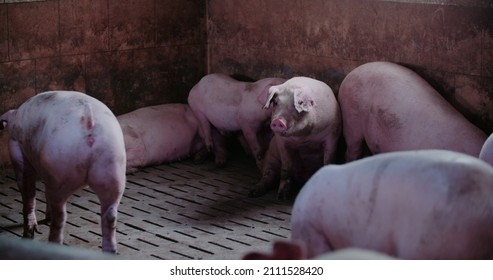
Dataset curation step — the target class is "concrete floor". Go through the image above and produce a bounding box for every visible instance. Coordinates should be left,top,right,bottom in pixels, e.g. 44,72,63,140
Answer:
0,155,292,259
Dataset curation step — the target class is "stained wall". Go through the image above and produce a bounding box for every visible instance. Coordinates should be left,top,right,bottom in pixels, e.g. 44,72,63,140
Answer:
1,0,492,167
0,0,206,166
207,0,493,134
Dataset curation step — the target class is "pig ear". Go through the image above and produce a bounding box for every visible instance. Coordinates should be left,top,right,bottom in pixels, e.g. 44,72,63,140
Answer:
294,88,315,113
0,120,7,130
0,109,16,130
263,86,279,109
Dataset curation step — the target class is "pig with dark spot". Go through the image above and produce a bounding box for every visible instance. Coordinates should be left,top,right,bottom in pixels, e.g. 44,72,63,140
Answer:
292,150,493,259
252,77,341,199
117,104,208,172
187,73,286,168
0,91,126,253
338,61,487,161
480,133,493,166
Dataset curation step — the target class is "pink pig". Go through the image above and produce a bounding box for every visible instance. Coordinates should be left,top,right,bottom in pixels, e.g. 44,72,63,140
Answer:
338,61,487,161
259,77,341,199
480,133,493,166
117,104,208,172
187,73,286,167
0,91,126,253
292,150,493,259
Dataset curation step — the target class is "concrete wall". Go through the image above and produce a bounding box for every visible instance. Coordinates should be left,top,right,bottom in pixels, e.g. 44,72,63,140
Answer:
207,0,493,134
0,0,206,166
0,0,206,114
0,0,491,166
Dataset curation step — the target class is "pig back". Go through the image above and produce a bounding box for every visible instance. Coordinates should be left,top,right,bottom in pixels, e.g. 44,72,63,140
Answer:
10,91,125,178
338,61,486,156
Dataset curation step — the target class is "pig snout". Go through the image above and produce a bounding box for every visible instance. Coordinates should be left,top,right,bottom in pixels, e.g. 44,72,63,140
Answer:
270,118,287,133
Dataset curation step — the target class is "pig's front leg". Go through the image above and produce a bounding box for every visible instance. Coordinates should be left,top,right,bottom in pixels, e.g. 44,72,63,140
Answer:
9,141,39,238
277,143,294,200
242,125,264,169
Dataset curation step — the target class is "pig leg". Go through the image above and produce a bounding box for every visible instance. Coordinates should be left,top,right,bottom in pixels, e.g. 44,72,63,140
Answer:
343,126,365,162
242,125,264,169
250,139,280,197
211,127,229,167
45,197,67,244
277,144,294,200
194,111,214,153
99,200,120,253
250,167,279,197
90,171,125,253
9,141,39,238
323,134,339,165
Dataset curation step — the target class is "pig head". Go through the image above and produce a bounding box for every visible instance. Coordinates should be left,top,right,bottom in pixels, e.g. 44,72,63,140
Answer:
0,91,126,253
259,77,341,199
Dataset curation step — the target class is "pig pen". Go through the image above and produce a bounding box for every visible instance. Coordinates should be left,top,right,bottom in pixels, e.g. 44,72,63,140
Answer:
0,153,292,260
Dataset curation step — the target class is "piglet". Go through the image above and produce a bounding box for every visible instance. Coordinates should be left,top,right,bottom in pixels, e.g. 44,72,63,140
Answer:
292,150,493,259
253,77,341,199
480,133,493,166
118,104,208,172
187,73,286,167
0,91,126,253
338,61,486,161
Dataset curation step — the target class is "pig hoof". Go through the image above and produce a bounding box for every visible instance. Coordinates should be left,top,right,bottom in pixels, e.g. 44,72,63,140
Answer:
22,226,38,239
249,188,267,198
277,189,291,201
193,150,209,164
215,156,227,167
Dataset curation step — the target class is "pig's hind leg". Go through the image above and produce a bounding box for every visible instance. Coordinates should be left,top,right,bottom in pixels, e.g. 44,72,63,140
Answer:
90,172,125,253
343,125,366,162
44,194,68,244
9,141,39,238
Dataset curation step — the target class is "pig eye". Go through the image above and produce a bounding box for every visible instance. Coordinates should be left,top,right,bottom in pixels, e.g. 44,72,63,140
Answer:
270,98,278,107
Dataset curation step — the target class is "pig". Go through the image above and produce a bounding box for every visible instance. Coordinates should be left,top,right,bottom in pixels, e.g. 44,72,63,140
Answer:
291,149,493,259
117,103,208,172
187,73,286,168
254,77,341,199
0,91,126,253
480,133,493,166
338,61,487,162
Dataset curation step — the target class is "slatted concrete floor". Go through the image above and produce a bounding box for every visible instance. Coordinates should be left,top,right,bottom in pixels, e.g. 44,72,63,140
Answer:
0,155,292,259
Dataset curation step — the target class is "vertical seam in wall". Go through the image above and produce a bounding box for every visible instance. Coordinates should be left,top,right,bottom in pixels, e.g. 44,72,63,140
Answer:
57,0,60,55
205,0,210,74
107,0,110,52
154,0,157,48
6,2,10,61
